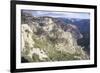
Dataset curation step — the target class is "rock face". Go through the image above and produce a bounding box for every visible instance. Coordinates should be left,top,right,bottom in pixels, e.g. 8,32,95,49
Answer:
21,14,89,63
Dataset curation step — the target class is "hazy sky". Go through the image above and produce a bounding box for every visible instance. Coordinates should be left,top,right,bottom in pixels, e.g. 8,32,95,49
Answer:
22,10,90,19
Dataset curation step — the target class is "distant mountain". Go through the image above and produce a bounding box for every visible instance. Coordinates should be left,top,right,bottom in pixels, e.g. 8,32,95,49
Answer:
57,18,90,33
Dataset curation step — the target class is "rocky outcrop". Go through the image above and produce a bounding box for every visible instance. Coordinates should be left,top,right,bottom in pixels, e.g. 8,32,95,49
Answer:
21,15,89,62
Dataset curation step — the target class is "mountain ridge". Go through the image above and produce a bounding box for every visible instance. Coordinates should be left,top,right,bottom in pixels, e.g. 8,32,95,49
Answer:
21,13,89,62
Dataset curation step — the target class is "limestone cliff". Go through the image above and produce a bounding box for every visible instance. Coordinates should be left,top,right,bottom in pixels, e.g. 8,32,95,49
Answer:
21,15,89,62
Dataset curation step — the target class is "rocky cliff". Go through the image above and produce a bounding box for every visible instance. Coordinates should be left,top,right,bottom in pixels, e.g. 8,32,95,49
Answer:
21,14,89,62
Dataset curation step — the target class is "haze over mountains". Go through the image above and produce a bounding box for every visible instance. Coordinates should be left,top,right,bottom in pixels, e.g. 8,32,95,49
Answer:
21,11,90,62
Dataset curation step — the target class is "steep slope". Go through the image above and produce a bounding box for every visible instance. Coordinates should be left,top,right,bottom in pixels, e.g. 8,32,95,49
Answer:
21,16,89,63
